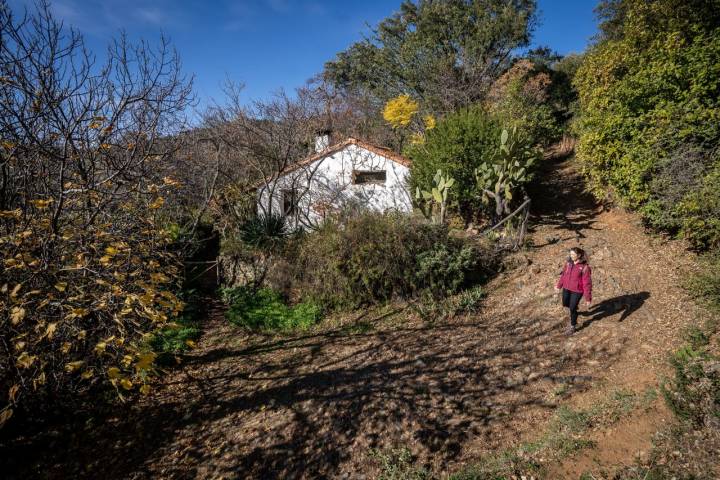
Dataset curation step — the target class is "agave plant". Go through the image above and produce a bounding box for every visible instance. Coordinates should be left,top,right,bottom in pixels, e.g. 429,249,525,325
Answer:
238,213,289,250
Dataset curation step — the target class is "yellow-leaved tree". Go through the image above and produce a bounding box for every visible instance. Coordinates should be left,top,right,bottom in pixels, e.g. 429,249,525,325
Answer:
0,3,193,426
382,95,436,146
383,94,419,128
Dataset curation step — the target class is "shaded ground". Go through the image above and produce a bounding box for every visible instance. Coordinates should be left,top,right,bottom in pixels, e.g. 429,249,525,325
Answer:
0,153,711,479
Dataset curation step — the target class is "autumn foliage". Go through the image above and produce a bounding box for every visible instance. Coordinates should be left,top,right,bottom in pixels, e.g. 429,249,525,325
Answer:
0,3,193,425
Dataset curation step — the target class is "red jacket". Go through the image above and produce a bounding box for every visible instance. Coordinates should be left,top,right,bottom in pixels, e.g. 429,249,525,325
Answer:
556,260,592,302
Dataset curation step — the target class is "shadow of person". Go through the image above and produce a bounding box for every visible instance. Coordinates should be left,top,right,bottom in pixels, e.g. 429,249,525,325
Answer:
577,292,650,331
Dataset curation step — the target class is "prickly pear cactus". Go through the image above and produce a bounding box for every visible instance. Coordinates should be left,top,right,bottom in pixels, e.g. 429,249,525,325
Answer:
415,169,455,224
476,127,537,218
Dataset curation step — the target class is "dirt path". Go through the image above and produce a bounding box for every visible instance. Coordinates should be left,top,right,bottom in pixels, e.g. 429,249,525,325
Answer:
2,154,710,479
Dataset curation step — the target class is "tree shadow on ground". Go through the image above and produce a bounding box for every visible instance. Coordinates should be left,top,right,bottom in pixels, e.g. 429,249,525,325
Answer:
578,292,651,331
0,311,622,479
526,153,601,246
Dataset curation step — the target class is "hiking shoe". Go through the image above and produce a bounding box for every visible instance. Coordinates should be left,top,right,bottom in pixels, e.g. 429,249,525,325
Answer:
565,325,576,336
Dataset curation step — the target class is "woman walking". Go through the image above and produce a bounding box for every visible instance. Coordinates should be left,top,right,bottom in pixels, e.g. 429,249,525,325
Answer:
555,247,593,335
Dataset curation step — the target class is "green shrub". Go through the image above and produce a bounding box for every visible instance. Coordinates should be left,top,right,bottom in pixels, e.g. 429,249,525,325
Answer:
292,212,495,310
370,448,430,480
222,286,321,331
573,0,720,250
148,289,202,364
662,346,720,426
405,106,501,219
416,243,480,298
686,253,720,313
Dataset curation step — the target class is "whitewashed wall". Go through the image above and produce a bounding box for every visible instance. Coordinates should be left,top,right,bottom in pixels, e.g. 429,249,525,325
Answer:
257,144,412,229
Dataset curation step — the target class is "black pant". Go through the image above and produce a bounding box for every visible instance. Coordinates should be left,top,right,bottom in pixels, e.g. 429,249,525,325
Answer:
562,289,583,326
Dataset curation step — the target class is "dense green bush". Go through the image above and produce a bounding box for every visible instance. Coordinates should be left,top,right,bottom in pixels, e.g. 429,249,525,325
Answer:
405,106,501,218
222,286,321,331
574,0,720,250
416,243,481,298
292,212,495,309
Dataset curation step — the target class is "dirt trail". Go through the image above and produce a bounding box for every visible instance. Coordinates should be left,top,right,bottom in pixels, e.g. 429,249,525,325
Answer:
2,154,711,479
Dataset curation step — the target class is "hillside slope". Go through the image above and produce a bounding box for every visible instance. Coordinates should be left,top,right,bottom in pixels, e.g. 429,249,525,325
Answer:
1,153,711,479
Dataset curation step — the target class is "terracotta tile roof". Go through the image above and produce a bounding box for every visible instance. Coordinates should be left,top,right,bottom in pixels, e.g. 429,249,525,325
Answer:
253,137,411,189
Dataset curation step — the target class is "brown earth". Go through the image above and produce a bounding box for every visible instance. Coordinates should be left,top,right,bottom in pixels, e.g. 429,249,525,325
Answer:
1,153,712,479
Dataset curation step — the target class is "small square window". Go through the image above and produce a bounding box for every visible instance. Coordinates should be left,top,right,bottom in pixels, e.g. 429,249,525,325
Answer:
352,170,386,185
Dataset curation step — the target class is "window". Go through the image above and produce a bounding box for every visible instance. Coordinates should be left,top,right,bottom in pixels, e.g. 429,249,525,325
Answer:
352,170,386,185
281,189,297,217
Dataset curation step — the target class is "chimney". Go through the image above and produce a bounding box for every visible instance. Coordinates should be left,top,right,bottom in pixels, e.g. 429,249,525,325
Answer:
314,129,331,153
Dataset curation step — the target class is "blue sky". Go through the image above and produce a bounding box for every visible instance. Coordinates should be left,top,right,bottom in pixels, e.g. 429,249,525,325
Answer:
7,0,598,110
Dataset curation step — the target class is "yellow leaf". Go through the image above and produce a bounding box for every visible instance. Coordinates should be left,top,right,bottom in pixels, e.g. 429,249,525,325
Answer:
0,408,13,428
77,330,86,340
0,208,21,218
10,284,21,298
8,384,20,403
104,246,119,256
185,339,197,349
135,352,156,371
121,355,133,367
148,197,165,209
119,378,133,390
66,307,89,319
10,307,25,325
107,367,121,379
34,372,46,388
94,342,107,355
15,352,36,369
162,176,181,187
14,341,26,351
99,255,112,265
81,370,94,380
64,360,84,373
140,384,151,395
29,199,53,209
150,273,169,284
54,282,67,292
44,322,58,339
61,342,71,354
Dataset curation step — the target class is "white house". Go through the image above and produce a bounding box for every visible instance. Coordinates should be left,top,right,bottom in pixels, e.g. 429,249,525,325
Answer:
256,135,413,229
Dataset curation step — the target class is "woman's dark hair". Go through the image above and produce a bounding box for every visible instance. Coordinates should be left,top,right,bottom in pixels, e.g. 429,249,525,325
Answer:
569,247,586,261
